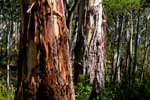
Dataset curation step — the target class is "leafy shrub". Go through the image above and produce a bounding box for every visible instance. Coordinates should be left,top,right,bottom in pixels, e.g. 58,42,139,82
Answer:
0,81,15,100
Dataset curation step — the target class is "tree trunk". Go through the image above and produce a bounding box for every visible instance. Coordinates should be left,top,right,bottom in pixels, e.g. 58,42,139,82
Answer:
73,0,86,85
83,0,105,99
15,0,75,100
112,15,124,83
126,12,133,86
6,20,12,89
132,10,140,85
140,12,149,81
6,1,14,89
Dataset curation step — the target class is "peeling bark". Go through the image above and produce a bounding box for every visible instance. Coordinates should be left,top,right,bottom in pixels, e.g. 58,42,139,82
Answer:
84,0,105,99
15,0,75,100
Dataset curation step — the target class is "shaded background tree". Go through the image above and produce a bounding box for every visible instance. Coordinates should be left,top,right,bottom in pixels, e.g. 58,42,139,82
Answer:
0,0,20,90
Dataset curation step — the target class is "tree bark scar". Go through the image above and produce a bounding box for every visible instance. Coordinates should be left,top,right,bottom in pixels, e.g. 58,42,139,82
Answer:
15,0,75,99
56,0,64,16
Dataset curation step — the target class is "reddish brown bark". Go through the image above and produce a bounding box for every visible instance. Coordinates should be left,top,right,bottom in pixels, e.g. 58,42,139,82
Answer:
15,0,75,100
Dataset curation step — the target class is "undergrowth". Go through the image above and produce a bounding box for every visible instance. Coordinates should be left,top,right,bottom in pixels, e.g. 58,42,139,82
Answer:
0,81,15,100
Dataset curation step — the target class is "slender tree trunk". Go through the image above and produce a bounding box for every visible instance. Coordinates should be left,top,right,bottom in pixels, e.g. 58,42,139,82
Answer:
132,10,140,85
73,0,85,85
140,13,149,81
6,2,13,89
140,44,149,81
6,20,11,89
112,15,124,83
15,0,75,100
126,12,133,86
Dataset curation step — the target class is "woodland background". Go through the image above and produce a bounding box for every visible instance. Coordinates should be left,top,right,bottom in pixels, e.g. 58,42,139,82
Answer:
0,0,150,100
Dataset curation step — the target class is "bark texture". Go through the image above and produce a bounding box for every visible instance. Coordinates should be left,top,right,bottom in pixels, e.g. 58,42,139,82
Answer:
15,0,75,100
83,0,105,99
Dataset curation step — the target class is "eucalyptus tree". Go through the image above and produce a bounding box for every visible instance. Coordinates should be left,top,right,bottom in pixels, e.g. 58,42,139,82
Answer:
15,0,75,99
84,0,105,99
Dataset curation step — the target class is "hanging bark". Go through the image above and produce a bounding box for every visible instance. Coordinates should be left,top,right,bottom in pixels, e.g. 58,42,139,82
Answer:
15,0,75,100
83,0,105,99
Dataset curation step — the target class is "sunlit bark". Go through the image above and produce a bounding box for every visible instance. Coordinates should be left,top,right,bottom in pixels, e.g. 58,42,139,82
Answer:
15,0,75,100
84,0,105,99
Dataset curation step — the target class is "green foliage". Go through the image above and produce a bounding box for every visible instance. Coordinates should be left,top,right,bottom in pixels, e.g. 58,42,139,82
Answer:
101,79,150,100
75,75,92,100
103,0,141,15
75,83,91,100
101,82,115,100
75,75,150,100
0,81,15,100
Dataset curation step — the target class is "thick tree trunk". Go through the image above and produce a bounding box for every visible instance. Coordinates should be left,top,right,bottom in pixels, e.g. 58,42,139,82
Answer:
83,0,105,99
15,0,75,100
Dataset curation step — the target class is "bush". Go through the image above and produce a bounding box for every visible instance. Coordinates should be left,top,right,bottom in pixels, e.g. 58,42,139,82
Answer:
0,81,15,100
